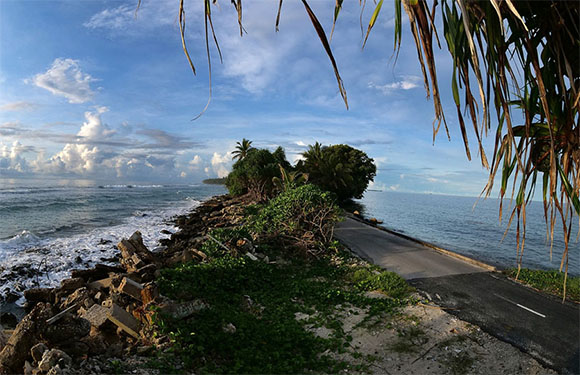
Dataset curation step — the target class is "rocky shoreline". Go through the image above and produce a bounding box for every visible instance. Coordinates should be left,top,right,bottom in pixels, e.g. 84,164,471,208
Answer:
0,194,246,374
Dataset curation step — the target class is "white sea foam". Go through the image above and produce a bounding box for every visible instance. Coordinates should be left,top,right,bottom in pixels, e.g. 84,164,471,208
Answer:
0,197,201,305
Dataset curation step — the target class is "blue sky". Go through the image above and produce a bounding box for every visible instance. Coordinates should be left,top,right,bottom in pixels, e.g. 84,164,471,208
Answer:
0,0,499,196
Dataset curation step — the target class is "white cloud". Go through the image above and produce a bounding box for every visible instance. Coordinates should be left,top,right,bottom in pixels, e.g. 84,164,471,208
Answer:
368,76,421,95
189,154,202,167
0,101,37,112
0,141,31,174
30,59,96,103
211,151,232,178
180,171,187,178
295,140,307,147
83,5,134,30
389,184,400,191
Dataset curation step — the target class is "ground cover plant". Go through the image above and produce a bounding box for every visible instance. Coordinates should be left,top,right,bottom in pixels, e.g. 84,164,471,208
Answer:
506,268,580,303
150,194,414,374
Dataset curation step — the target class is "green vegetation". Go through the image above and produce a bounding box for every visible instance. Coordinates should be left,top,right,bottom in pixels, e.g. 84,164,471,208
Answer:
150,186,414,374
250,184,342,253
297,143,376,201
506,268,580,302
202,178,226,185
225,148,287,200
225,140,376,202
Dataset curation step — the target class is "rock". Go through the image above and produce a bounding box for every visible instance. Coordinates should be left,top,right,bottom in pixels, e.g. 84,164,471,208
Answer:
160,229,172,235
140,284,159,305
118,277,143,301
42,315,90,344
222,323,236,334
245,252,258,261
31,342,48,363
117,232,156,273
61,287,93,309
160,299,208,320
107,304,141,339
0,328,6,352
353,210,360,216
60,277,85,291
38,349,71,372
71,264,124,281
0,303,53,374
0,313,17,329
88,277,114,291
24,288,55,304
81,304,110,329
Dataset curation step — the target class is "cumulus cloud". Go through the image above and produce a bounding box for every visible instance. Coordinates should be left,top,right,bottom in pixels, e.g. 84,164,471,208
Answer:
211,152,232,178
368,76,420,95
30,59,96,103
189,155,202,167
0,141,33,174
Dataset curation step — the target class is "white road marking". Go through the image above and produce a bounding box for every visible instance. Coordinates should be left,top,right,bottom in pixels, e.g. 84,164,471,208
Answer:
493,293,546,318
516,303,546,318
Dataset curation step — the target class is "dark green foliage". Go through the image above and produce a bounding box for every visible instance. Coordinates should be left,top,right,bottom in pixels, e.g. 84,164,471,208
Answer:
298,144,376,201
225,148,289,200
506,268,580,302
250,184,342,250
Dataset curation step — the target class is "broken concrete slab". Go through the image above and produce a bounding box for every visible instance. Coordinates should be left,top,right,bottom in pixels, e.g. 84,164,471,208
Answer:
81,304,109,329
107,304,141,339
88,277,113,291
118,277,143,301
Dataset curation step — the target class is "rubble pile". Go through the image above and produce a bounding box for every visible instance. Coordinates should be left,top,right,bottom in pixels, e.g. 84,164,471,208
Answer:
0,194,249,374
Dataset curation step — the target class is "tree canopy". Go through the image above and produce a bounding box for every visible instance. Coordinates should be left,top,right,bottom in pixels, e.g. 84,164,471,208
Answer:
298,144,377,201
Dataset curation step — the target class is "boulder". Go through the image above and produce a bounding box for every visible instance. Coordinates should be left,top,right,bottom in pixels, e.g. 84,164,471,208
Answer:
0,303,53,374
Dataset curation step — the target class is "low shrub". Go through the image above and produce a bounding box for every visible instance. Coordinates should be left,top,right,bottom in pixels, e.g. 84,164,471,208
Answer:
250,184,342,252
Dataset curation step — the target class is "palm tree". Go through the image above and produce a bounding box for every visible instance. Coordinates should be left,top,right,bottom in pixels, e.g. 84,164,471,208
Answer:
231,138,253,161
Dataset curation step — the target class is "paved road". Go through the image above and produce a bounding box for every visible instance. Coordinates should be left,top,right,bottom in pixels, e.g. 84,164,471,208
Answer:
335,217,580,374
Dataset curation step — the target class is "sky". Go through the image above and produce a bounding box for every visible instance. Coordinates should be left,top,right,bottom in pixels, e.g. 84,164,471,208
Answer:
0,0,501,196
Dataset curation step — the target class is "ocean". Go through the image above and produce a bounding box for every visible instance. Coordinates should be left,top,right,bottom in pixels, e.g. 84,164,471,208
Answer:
355,191,579,275
0,182,227,306
0,183,577,307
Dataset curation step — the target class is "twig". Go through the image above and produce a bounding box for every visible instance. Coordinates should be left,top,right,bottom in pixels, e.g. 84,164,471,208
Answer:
411,342,438,364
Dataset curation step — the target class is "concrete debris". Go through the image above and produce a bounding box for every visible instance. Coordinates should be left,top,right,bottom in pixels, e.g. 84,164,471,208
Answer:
107,304,141,339
30,343,48,363
118,278,144,301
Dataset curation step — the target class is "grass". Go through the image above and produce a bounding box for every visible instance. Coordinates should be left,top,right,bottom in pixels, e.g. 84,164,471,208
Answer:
150,232,414,374
505,268,580,302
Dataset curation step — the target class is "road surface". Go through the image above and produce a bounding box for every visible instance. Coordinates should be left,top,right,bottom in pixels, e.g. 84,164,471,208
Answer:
335,217,580,374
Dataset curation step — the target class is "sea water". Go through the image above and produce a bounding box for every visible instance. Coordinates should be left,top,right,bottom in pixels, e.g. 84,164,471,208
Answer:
0,181,226,304
356,191,579,275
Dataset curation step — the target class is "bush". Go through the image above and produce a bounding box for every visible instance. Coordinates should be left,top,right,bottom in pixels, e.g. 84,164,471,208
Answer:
250,185,342,252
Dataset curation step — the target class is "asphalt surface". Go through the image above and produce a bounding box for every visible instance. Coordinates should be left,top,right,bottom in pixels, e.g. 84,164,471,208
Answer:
335,217,580,374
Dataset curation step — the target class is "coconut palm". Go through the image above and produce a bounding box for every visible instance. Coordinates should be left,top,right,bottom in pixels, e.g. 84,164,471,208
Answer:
231,138,253,161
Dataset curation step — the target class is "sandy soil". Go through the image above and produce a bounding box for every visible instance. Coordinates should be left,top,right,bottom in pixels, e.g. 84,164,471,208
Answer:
303,291,555,375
